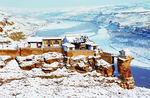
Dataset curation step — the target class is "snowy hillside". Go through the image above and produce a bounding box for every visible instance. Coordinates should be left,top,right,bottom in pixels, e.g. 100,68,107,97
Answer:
0,9,47,38
0,57,150,98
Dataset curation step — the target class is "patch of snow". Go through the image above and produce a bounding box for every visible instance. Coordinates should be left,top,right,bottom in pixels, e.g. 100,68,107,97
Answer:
42,52,63,60
0,60,25,80
77,62,87,67
0,55,11,61
42,62,59,68
0,61,5,66
62,43,75,47
20,61,35,67
16,55,34,63
118,57,128,62
71,55,87,60
96,59,112,68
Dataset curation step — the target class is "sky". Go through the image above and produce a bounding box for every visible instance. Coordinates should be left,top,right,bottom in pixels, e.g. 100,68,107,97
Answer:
0,0,149,8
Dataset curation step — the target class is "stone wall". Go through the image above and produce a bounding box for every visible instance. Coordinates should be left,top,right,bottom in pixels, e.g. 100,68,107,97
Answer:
66,50,94,57
20,48,43,56
100,52,114,64
0,49,20,58
43,48,63,54
0,48,63,57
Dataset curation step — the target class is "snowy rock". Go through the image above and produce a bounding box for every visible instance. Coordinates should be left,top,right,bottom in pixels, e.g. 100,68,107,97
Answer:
95,59,115,77
42,62,60,73
43,52,63,64
17,55,44,70
19,61,36,70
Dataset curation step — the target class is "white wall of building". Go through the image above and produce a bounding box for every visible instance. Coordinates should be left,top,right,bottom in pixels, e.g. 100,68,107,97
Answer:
30,43,37,48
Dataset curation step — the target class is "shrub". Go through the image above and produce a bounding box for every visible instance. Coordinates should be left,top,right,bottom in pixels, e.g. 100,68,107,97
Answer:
9,32,26,41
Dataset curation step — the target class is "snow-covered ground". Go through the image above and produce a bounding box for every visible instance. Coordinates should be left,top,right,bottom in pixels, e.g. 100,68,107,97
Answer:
0,60,150,98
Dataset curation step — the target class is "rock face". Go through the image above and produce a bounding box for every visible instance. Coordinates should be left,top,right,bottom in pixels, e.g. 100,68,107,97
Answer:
117,57,135,89
67,55,114,76
95,59,114,77
16,55,43,70
67,55,91,73
1,51,135,89
16,52,64,71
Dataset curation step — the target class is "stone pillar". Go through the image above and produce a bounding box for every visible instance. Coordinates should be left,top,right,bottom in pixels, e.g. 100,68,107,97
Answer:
117,56,135,89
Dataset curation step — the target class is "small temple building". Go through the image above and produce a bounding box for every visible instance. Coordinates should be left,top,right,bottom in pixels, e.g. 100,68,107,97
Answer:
27,37,62,48
62,35,99,51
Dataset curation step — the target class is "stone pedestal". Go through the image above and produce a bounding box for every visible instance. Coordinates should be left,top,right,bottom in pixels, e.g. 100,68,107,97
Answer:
117,56,135,89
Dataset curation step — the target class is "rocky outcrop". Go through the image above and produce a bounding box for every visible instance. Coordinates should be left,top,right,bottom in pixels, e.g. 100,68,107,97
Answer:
43,52,63,64
1,51,135,89
95,59,115,77
67,55,114,76
67,55,90,73
117,57,135,89
19,61,36,70
16,52,64,71
16,55,44,70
